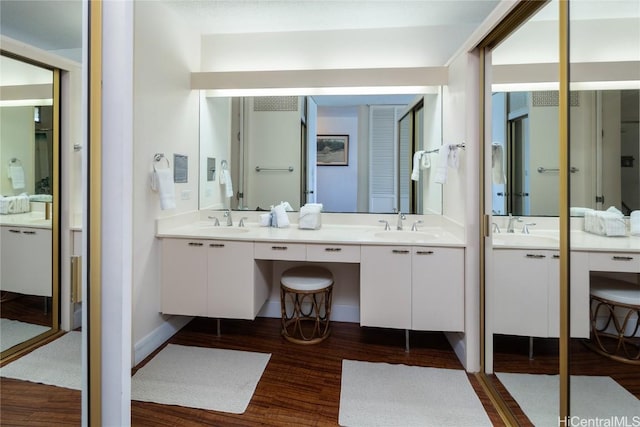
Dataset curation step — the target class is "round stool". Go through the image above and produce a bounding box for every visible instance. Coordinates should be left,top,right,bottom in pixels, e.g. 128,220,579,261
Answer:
280,266,334,344
588,277,640,365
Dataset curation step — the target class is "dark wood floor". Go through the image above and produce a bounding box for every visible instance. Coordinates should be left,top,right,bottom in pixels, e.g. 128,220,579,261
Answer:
0,293,52,327
1,317,638,426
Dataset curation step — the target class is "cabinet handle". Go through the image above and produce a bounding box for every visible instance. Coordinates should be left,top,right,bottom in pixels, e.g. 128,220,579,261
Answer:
271,246,288,250
392,249,410,254
324,247,342,252
612,256,633,261
525,254,546,259
416,250,434,255
22,230,36,235
209,243,225,248
188,242,203,247
9,229,21,233
553,254,560,259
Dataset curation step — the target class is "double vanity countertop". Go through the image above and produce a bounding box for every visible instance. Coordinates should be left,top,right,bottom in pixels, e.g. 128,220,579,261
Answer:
0,212,52,229
156,211,639,252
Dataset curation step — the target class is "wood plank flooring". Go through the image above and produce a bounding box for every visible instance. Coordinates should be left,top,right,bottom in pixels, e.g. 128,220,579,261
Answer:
2,317,638,426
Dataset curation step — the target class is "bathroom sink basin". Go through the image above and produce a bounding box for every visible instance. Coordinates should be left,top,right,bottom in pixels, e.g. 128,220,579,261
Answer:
373,230,441,241
493,234,559,246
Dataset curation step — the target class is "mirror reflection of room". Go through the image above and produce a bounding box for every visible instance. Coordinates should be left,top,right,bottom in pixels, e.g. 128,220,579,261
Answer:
198,92,444,215
0,54,56,357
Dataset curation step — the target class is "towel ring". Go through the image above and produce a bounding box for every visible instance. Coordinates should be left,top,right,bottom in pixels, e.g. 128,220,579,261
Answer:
153,153,170,171
9,158,22,166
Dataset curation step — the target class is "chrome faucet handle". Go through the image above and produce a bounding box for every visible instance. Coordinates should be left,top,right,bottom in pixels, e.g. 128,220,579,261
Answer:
521,222,536,234
411,220,423,231
379,219,391,231
207,216,220,226
238,217,248,227
492,222,500,233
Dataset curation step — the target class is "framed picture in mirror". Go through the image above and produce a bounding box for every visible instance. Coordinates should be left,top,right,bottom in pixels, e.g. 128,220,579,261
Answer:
317,135,348,166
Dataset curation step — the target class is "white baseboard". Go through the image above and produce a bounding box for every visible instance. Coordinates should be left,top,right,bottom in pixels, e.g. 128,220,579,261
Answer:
257,300,360,323
133,315,193,366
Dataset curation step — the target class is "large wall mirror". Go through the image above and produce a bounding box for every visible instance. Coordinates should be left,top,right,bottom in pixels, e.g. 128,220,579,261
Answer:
198,90,444,215
0,52,59,360
484,0,639,424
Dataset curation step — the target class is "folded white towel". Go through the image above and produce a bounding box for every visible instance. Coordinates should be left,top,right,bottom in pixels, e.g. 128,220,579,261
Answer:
298,203,323,230
411,151,426,181
153,168,176,210
273,203,289,228
584,209,626,237
8,165,25,190
259,213,272,227
630,211,640,236
433,146,450,184
492,143,506,184
220,169,234,198
570,207,594,217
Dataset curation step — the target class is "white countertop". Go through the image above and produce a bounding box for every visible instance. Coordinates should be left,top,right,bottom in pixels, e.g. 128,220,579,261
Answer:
492,229,640,252
0,212,51,229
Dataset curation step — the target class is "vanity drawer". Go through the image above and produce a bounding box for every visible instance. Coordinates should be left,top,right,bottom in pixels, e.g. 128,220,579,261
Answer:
589,252,640,273
254,242,306,261
306,244,360,263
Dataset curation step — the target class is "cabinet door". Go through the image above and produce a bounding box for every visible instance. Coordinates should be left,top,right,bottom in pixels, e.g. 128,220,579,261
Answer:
1,226,52,296
412,247,464,332
207,241,255,319
548,251,590,338
360,245,411,329
493,249,549,337
161,239,207,316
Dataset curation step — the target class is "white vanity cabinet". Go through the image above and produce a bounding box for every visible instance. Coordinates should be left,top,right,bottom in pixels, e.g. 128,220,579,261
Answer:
412,247,464,332
493,249,590,338
0,225,52,297
161,238,266,319
161,238,208,316
360,245,412,329
360,245,465,331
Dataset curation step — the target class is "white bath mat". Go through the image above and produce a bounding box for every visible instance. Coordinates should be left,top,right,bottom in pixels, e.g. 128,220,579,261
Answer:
339,360,492,426
0,318,50,353
0,331,81,390
497,373,640,426
131,344,271,414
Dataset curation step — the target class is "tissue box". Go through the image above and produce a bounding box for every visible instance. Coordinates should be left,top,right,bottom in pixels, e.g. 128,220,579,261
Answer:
584,210,626,237
298,203,322,230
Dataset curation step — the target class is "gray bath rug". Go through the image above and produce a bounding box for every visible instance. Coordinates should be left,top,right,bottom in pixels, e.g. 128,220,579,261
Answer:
131,344,271,414
339,359,492,426
0,318,50,353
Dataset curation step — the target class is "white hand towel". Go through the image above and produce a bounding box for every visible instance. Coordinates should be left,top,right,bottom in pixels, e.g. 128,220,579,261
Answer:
153,168,176,210
492,143,506,184
433,146,450,184
8,165,25,190
411,151,425,181
220,169,234,198
447,145,459,169
421,152,431,169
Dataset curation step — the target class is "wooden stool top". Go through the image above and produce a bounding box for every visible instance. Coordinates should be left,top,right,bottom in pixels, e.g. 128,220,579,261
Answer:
281,266,333,292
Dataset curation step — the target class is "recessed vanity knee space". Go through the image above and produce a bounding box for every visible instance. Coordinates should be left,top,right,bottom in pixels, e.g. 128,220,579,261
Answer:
157,212,466,339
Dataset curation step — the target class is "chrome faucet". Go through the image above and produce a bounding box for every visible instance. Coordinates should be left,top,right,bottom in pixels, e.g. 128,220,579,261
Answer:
397,211,406,230
379,219,391,230
238,217,248,227
224,209,233,226
207,216,220,226
521,222,536,234
411,220,423,231
492,222,500,233
506,214,521,233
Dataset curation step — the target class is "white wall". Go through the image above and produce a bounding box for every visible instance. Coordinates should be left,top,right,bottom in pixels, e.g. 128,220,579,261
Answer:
132,1,200,362
0,106,34,195
199,95,232,210
317,106,358,212
422,92,444,215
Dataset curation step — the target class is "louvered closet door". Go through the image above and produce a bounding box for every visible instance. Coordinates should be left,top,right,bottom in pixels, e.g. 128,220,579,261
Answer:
369,106,400,213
